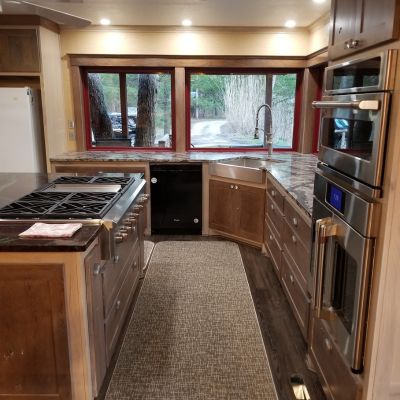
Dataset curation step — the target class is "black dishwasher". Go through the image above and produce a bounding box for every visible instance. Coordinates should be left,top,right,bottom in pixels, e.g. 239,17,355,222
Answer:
150,164,202,234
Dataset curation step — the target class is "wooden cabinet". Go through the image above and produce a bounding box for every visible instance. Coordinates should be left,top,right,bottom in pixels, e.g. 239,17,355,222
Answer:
0,263,71,399
329,0,400,60
209,179,265,245
264,175,312,341
0,29,40,72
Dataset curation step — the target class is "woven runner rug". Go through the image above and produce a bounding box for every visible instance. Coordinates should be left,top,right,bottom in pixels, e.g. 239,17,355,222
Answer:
105,241,277,400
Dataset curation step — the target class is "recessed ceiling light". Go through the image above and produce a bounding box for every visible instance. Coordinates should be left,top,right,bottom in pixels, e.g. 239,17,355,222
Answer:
100,18,111,26
313,0,326,3
181,19,192,27
285,20,296,28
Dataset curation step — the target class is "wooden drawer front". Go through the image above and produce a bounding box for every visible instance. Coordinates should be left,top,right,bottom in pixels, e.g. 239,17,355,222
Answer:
311,318,362,400
105,250,140,364
265,218,282,276
267,177,284,213
284,199,312,248
281,253,310,339
282,219,310,289
266,193,284,239
103,231,139,315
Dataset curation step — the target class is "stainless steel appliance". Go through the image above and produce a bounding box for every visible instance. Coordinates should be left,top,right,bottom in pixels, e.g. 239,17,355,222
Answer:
313,50,397,191
312,169,379,372
0,174,148,261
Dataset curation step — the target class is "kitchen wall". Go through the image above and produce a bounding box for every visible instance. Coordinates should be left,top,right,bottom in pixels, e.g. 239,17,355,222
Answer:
59,18,329,153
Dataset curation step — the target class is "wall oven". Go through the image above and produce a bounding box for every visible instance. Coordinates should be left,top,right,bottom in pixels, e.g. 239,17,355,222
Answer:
312,170,380,372
313,50,397,190
310,50,396,377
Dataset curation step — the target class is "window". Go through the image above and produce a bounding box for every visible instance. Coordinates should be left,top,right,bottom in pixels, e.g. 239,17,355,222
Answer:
83,69,174,150
187,70,301,150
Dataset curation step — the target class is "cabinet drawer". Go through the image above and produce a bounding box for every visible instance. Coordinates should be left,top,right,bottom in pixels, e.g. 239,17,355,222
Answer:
311,318,362,400
265,218,282,276
281,253,310,340
103,230,139,315
282,219,310,289
266,177,284,213
105,249,140,364
284,199,312,248
266,193,284,239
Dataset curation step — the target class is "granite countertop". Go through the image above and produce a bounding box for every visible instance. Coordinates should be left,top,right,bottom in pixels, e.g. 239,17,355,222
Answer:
51,150,318,216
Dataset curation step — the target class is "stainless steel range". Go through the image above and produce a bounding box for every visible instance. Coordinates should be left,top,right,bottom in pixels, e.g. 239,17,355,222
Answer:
0,174,148,260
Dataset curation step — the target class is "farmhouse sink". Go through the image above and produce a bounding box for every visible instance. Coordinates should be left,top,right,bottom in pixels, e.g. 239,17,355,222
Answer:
209,157,284,184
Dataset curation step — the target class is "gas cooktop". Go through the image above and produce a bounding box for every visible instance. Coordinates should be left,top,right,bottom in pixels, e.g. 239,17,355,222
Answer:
0,175,137,220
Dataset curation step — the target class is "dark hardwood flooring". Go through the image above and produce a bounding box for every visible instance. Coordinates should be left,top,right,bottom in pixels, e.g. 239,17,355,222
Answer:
98,235,326,400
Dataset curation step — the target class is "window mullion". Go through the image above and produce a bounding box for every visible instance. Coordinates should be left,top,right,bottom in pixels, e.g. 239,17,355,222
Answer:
120,73,128,138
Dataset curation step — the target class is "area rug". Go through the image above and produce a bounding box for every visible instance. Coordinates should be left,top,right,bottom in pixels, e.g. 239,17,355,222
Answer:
105,241,277,400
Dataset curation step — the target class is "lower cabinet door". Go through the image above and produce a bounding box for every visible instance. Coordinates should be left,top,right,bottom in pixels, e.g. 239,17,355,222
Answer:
0,263,71,399
310,317,362,400
265,218,282,277
281,253,310,340
209,179,235,234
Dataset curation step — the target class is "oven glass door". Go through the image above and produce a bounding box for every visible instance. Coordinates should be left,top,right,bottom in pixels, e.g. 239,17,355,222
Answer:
314,209,374,372
318,92,390,187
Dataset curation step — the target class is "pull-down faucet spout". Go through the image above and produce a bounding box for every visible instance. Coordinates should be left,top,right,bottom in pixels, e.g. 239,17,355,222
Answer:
254,103,273,155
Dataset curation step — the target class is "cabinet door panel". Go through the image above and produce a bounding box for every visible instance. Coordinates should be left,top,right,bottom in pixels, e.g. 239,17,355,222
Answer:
0,264,70,399
236,184,264,243
209,179,234,234
330,0,358,48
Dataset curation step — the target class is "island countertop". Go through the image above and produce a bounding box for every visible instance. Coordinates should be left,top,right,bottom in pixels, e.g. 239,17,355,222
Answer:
50,151,318,216
0,173,102,252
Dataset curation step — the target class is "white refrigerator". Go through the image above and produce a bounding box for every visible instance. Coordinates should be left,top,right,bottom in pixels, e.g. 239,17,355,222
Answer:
0,87,46,173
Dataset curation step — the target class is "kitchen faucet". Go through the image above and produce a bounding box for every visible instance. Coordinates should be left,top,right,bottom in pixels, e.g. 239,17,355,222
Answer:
254,104,273,155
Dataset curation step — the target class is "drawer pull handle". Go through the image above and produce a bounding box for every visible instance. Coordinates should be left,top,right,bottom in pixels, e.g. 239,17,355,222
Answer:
271,204,274,211
290,274,294,284
291,235,297,244
116,300,121,310
271,190,276,197
93,263,102,275
324,338,333,352
113,255,120,264
269,234,273,241
292,217,298,227
133,261,137,269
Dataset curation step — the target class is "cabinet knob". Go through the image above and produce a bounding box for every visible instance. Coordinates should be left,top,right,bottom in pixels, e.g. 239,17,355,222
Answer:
271,190,276,197
93,263,102,275
271,204,274,211
291,235,297,244
290,274,294,284
234,185,238,190
230,185,234,189
269,234,273,241
115,235,124,243
350,39,360,48
324,338,333,352
116,300,121,310
292,217,298,227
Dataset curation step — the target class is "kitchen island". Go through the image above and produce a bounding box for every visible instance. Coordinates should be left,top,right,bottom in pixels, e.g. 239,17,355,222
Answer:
0,173,147,400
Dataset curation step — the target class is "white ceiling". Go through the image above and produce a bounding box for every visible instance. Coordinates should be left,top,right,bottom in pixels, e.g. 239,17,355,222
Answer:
1,0,331,28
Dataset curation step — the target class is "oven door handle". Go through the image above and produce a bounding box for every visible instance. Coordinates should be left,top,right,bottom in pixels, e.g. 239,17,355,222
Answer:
312,100,380,111
313,218,337,320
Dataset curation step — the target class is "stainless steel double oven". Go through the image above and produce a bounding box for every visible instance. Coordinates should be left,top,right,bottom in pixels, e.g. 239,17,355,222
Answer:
311,50,397,373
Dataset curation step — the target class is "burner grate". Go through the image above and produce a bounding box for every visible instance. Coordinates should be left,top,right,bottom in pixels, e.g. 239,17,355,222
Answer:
93,176,133,186
47,202,111,218
20,192,70,202
0,201,54,218
51,176,95,185
69,192,120,202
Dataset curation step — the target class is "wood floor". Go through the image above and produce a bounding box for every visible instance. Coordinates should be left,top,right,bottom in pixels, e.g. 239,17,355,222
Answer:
99,235,326,400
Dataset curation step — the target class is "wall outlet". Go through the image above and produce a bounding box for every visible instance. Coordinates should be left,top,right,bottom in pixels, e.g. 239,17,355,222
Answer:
68,131,76,141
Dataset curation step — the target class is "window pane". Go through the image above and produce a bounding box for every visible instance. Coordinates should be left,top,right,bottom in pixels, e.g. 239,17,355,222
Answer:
87,71,172,149
189,73,297,149
127,73,172,148
87,73,125,146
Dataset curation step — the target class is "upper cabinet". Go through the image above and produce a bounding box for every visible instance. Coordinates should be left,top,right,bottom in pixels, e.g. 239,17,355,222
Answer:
329,0,400,60
0,29,40,73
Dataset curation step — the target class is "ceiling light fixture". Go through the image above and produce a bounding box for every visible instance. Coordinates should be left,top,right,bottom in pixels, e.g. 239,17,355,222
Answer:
100,18,111,26
313,0,326,3
285,20,296,28
181,19,192,27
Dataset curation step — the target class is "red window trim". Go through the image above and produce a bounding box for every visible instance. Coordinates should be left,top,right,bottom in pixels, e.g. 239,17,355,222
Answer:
82,67,176,152
185,68,303,152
